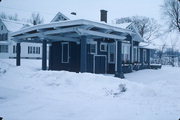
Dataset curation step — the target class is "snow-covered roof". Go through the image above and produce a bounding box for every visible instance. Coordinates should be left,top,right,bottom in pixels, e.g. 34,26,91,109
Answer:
1,19,31,32
126,23,144,42
113,23,131,29
11,19,133,37
139,42,158,49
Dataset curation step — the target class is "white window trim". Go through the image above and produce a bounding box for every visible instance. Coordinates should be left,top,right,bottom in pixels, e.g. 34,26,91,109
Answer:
108,43,116,63
138,48,141,62
143,49,147,62
61,42,69,63
90,43,97,54
122,43,131,62
133,47,138,62
100,43,107,52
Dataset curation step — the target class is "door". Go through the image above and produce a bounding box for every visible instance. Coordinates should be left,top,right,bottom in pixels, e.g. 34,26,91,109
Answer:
94,56,106,74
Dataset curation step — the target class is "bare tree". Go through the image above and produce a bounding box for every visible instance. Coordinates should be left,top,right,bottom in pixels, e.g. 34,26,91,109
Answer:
0,12,7,19
161,0,180,32
8,13,18,21
0,12,19,21
29,12,44,25
116,16,161,43
157,41,167,64
169,33,179,66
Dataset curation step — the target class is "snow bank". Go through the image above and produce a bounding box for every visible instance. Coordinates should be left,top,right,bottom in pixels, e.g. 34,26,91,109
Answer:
0,59,180,120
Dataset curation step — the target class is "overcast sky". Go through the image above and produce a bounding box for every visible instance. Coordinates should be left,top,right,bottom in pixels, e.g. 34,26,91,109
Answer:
0,0,164,23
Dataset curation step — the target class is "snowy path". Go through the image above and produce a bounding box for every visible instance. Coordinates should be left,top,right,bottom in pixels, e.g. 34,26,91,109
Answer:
0,59,180,120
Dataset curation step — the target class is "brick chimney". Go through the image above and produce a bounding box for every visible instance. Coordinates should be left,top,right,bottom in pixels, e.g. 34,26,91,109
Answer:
100,10,108,23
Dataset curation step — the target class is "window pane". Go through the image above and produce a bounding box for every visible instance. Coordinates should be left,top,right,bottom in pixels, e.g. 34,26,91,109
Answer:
0,45,8,53
62,44,69,63
109,44,115,63
33,47,35,54
90,44,96,54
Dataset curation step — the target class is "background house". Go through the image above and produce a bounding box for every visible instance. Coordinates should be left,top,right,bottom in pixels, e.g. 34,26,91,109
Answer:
0,19,43,59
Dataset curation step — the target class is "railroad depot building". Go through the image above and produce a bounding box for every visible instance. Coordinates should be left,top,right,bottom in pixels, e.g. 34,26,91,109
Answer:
10,10,151,78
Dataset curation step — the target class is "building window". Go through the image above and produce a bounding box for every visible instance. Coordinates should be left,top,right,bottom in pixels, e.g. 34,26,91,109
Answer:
36,47,40,54
0,45,8,53
61,43,69,63
143,49,147,62
138,49,141,62
28,46,32,54
13,45,16,54
1,34,4,41
122,43,130,63
133,47,138,62
90,44,97,54
108,43,115,63
100,43,107,52
0,33,8,41
33,47,35,54
5,33,8,40
28,46,40,54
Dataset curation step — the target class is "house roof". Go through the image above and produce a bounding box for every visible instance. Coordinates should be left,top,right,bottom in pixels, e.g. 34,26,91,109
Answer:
51,12,81,22
0,19,31,32
110,22,144,42
10,19,135,43
11,19,133,36
139,42,158,49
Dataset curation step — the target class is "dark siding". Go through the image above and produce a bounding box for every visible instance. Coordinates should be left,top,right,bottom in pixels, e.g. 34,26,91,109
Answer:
107,64,115,74
86,44,94,73
49,42,80,72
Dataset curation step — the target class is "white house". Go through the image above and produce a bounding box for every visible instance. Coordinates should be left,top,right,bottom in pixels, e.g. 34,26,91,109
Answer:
0,19,43,59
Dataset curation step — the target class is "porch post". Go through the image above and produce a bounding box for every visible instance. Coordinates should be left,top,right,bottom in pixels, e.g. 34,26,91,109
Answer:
80,36,87,72
48,43,52,70
16,43,21,66
42,39,47,70
115,41,124,79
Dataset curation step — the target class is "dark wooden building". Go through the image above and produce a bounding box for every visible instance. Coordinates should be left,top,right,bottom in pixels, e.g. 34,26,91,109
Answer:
10,10,151,78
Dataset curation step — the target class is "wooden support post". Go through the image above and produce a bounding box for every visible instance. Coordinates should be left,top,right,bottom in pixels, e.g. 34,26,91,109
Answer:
42,39,47,70
115,41,124,79
48,44,52,70
16,43,21,66
80,36,87,72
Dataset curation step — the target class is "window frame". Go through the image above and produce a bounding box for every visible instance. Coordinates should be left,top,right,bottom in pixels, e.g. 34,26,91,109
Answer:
61,42,69,63
138,48,141,62
122,43,131,63
13,45,16,54
89,43,97,54
100,43,107,52
0,45,8,53
143,49,147,62
108,43,116,63
133,47,138,62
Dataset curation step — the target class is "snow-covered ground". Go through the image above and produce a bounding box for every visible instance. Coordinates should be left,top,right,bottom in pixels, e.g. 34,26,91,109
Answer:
0,59,180,120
